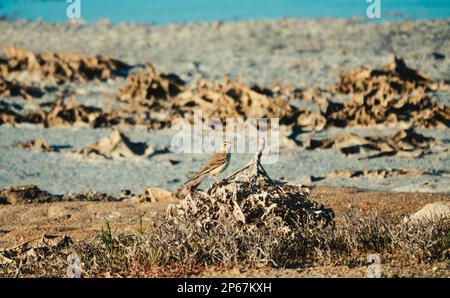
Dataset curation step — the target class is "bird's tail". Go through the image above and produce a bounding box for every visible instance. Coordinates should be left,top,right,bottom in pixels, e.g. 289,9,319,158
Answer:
184,173,205,186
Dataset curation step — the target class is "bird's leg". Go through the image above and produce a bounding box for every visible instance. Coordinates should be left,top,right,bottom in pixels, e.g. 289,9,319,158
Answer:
212,175,220,183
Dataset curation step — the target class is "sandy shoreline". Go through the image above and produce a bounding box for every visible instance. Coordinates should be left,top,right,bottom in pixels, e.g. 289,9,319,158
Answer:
1,125,449,196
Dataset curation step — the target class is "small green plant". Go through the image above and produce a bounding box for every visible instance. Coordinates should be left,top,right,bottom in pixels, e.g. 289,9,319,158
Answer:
137,217,145,235
101,221,113,247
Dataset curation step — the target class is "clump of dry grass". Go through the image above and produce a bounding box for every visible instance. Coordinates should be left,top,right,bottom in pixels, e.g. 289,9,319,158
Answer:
74,214,449,277
309,215,449,265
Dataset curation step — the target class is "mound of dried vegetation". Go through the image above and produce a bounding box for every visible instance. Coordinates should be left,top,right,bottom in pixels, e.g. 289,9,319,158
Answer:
305,127,441,158
116,64,299,128
0,184,119,205
2,97,122,128
0,46,130,85
0,75,44,99
322,56,450,128
72,129,157,160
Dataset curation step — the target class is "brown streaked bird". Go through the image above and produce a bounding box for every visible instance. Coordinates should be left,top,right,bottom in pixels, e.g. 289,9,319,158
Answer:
186,142,231,184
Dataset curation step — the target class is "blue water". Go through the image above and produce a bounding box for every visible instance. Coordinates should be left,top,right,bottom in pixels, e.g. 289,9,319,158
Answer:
0,0,449,24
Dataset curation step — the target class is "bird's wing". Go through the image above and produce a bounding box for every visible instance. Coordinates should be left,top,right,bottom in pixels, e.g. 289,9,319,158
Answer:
184,152,227,185
195,152,227,176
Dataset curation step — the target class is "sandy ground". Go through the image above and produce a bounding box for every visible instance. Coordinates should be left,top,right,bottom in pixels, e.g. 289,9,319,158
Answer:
0,186,448,277
0,125,449,196
0,186,445,241
1,186,448,249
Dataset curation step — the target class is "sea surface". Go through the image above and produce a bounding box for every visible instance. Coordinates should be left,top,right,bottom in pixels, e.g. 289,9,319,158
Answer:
0,0,449,24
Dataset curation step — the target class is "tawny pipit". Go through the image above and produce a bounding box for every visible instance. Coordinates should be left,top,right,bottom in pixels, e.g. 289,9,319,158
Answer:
187,142,231,183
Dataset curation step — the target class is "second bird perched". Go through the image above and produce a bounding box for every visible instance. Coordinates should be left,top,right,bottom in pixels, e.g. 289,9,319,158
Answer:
186,142,231,184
